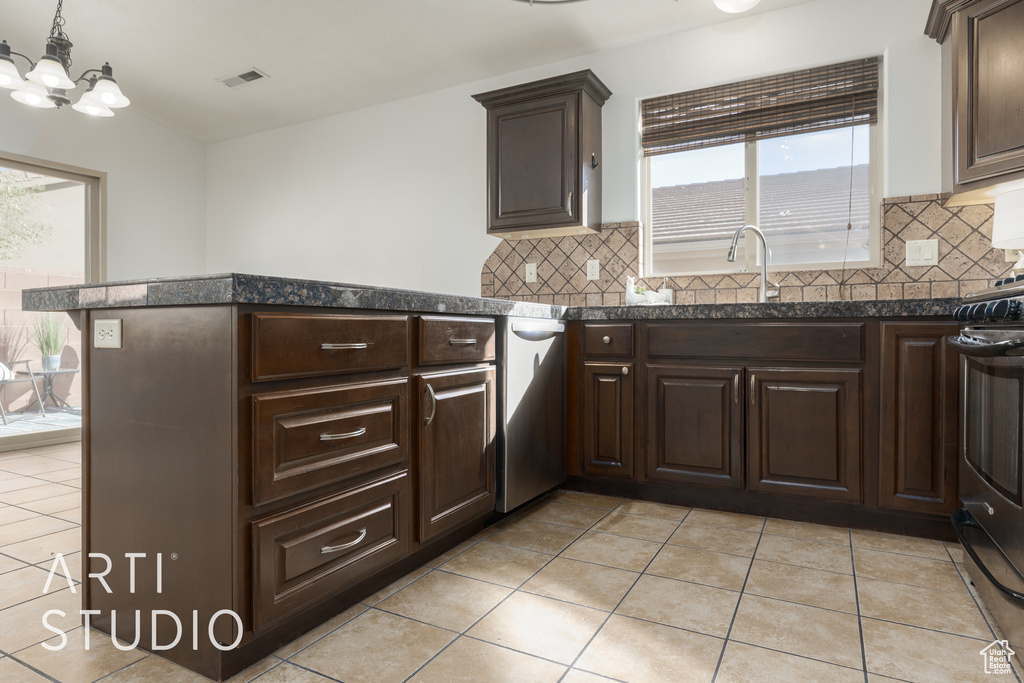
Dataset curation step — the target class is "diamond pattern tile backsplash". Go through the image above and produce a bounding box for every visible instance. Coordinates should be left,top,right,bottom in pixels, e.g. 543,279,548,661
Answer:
480,195,1010,305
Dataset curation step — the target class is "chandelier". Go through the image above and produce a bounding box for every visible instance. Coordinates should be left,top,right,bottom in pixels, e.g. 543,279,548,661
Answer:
0,0,129,117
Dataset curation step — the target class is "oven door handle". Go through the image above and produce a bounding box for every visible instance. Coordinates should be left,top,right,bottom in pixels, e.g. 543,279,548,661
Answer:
947,335,1024,358
951,508,1024,604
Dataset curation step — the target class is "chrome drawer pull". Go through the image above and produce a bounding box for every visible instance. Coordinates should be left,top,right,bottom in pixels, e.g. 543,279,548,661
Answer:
321,528,367,554
449,338,477,345
424,384,437,425
602,336,611,344
321,343,369,350
320,428,366,442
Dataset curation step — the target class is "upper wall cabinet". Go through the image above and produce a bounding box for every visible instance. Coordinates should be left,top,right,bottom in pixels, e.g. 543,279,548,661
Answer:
927,0,1024,204
473,70,611,240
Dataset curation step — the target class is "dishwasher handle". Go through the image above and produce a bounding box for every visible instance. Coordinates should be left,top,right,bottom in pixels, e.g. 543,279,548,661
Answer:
511,320,565,342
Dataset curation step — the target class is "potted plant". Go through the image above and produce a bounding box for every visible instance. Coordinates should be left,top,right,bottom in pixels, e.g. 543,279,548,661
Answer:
33,313,66,372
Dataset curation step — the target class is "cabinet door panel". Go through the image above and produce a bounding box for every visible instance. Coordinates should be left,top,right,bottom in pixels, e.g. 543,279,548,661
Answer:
954,0,1024,186
748,368,861,501
582,362,633,477
417,367,496,541
490,94,577,229
879,322,959,514
646,365,743,488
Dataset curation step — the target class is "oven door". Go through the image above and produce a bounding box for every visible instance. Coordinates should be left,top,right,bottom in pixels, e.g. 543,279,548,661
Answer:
950,327,1024,561
950,327,1024,649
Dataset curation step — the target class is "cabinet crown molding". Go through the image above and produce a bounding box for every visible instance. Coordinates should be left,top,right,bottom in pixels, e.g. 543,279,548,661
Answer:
472,69,612,108
925,0,988,41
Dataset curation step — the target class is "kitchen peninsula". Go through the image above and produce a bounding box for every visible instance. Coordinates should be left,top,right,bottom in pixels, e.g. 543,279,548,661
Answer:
24,273,960,681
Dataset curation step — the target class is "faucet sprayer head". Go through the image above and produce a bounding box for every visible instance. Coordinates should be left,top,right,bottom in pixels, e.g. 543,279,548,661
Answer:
726,244,738,262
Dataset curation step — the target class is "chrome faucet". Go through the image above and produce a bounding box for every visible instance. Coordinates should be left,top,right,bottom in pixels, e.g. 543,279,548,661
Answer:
726,225,779,303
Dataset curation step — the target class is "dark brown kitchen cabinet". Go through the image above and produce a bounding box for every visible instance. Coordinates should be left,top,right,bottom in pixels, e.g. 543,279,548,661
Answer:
417,366,496,541
879,322,960,514
927,0,1024,201
645,364,743,488
582,361,633,477
747,368,863,502
473,70,611,239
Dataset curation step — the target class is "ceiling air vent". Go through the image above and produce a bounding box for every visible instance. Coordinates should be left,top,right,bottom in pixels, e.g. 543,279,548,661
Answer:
217,68,269,88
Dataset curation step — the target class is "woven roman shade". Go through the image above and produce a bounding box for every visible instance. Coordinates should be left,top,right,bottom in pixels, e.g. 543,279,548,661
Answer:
641,57,880,157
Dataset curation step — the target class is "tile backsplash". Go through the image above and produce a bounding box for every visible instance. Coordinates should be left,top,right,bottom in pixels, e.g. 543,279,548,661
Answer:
480,195,1010,306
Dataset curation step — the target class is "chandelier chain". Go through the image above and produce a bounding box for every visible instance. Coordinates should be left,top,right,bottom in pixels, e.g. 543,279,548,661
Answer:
50,0,67,39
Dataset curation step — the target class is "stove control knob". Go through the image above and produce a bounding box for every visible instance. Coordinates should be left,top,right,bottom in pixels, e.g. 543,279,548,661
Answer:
986,301,1004,319
954,305,971,322
971,303,989,321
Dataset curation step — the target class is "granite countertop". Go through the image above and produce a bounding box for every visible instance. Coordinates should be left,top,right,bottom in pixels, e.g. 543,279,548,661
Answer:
22,273,958,321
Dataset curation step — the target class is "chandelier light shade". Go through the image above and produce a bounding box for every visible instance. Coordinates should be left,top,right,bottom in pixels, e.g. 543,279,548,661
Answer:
1,0,128,116
713,0,762,13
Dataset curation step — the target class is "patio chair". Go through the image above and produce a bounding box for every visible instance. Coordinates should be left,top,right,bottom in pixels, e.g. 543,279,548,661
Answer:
0,360,47,425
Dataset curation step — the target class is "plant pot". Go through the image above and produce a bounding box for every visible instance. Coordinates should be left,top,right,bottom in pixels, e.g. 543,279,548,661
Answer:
42,355,60,372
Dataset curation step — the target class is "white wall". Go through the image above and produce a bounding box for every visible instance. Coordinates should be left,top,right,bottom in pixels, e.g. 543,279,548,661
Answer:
207,0,941,297
0,96,206,281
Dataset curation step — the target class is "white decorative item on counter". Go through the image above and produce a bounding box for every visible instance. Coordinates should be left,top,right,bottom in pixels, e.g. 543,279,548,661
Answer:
626,276,671,305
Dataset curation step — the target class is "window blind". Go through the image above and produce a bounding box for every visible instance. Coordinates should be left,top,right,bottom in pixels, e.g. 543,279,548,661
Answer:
641,57,880,157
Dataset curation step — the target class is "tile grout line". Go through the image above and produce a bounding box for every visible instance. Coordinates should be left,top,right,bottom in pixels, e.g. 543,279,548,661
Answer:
557,505,695,682
709,515,767,683
849,527,870,683
398,498,621,682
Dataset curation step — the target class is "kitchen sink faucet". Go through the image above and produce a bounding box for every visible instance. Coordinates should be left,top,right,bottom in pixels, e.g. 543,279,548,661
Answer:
727,225,780,303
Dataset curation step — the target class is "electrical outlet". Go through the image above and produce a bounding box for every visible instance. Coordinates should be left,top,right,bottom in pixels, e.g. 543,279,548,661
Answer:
905,239,939,267
525,263,537,283
586,259,600,281
94,319,122,349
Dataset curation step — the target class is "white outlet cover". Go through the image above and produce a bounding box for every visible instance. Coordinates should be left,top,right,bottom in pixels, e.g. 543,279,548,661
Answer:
525,263,538,283
586,259,600,281
906,239,939,267
94,319,122,349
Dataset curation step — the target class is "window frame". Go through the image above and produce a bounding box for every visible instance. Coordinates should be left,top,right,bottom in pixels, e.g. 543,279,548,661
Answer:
641,114,884,279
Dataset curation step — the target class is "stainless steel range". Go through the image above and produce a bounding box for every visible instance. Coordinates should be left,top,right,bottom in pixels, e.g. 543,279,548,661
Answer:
950,278,1024,649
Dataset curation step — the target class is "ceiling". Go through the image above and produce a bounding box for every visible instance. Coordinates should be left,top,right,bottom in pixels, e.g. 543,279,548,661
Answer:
0,0,815,144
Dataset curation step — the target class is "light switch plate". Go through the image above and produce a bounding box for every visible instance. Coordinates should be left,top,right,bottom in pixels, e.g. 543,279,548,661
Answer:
525,263,537,283
94,319,122,349
1007,249,1022,263
906,239,939,267
586,259,600,281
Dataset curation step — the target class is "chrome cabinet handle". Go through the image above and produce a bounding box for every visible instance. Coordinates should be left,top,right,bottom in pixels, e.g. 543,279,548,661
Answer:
592,153,599,169
321,528,367,554
321,343,369,350
750,374,756,406
622,366,629,376
983,502,995,516
734,373,740,405
320,428,366,442
449,338,477,345
602,336,611,344
424,384,437,425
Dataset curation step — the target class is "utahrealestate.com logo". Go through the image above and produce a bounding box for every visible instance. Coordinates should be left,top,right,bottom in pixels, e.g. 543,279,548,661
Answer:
981,640,1015,675
39,552,242,652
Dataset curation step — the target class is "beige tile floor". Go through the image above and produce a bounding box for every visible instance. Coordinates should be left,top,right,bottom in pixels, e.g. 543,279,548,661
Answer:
0,443,1021,683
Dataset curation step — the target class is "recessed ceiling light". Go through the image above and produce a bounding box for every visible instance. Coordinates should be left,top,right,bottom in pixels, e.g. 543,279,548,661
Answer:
714,0,762,13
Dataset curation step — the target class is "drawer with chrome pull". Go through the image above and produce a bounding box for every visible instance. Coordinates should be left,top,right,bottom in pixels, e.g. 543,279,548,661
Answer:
418,315,496,365
251,312,410,381
251,470,409,630
252,379,408,505
583,323,634,357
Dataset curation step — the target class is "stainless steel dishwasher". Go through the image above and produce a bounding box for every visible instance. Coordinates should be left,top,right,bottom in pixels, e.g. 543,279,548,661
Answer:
497,316,566,512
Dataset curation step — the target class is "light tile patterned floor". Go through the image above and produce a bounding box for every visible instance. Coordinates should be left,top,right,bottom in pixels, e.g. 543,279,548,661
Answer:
0,443,1021,683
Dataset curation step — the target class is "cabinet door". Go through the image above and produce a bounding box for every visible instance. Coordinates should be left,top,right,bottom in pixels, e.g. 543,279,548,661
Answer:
879,322,960,514
488,93,577,231
646,365,743,488
417,367,496,542
953,0,1024,187
748,368,862,501
582,362,633,477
